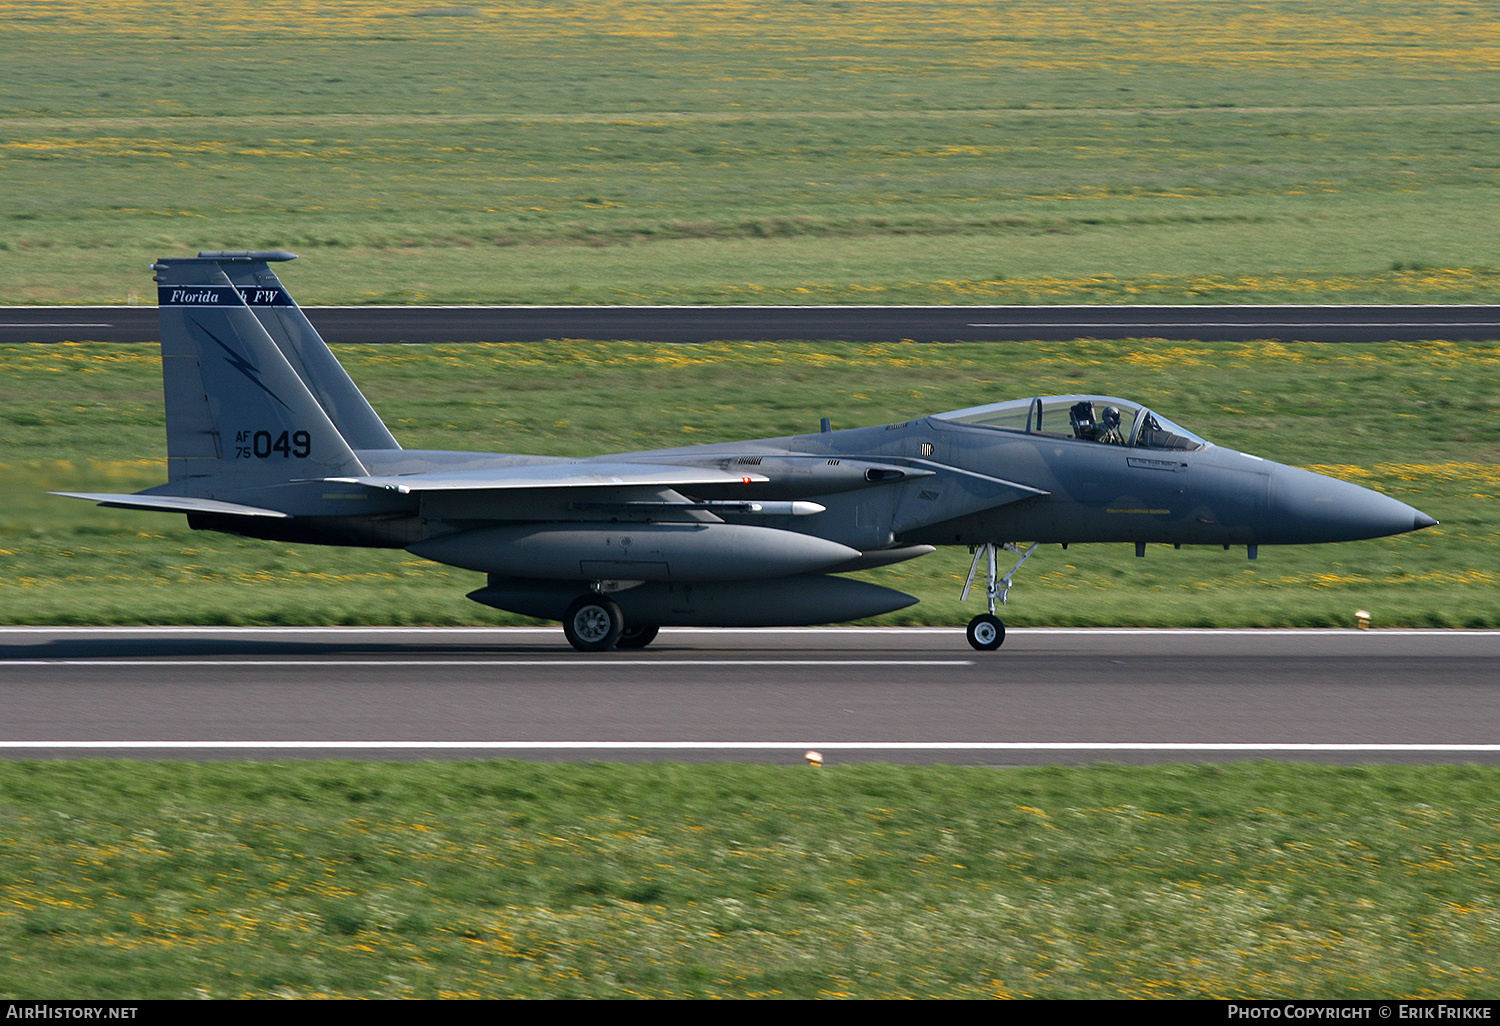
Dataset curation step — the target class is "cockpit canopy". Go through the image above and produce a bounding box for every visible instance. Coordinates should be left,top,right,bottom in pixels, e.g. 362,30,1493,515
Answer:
931,395,1208,451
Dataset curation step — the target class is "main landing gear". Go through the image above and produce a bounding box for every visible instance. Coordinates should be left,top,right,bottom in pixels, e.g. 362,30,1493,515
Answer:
961,542,1039,651
561,593,660,652
616,624,660,649
562,594,623,651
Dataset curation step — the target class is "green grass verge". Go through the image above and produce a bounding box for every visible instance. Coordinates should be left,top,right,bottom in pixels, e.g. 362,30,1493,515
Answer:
2,337,1495,628
5,7,1497,1003
2,760,1498,999
2,1,1499,304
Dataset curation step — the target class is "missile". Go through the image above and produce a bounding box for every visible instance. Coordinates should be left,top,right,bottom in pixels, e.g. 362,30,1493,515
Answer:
686,457,935,499
570,499,826,516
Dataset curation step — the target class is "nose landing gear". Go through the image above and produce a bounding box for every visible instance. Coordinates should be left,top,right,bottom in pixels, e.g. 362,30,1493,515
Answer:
961,542,1038,651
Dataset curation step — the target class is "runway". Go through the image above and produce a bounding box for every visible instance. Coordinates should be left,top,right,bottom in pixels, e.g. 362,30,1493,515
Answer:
5,304,1500,344
2,627,1497,764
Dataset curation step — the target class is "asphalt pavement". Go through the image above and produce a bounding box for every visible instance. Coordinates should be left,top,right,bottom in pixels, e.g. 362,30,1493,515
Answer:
4,626,1497,764
5,305,1500,344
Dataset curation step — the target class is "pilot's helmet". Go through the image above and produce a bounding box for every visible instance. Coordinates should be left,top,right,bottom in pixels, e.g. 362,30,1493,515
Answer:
1102,406,1121,429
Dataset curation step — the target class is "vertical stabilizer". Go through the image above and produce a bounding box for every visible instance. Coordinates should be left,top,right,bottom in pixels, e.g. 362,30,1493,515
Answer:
153,251,370,486
214,255,400,450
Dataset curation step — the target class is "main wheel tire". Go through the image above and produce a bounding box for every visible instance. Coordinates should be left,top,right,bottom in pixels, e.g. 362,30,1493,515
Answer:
966,613,1005,651
615,624,660,650
562,595,624,652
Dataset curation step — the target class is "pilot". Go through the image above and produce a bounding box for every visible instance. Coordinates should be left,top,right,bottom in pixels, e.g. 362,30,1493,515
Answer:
1097,406,1125,445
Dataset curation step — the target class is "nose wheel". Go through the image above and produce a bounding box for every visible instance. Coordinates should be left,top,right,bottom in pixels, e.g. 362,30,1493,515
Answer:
961,542,1038,651
966,613,1005,651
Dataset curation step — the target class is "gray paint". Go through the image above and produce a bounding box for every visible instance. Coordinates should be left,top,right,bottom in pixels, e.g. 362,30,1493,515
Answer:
55,252,1438,649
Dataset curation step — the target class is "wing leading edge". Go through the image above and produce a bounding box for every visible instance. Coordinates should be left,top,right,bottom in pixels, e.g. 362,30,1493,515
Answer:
330,461,770,495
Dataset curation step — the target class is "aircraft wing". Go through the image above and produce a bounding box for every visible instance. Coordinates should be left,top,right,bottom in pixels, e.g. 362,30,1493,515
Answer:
50,492,291,518
330,461,770,494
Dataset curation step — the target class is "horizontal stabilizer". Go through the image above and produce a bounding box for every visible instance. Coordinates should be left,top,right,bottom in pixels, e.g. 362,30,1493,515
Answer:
51,492,290,519
332,461,770,494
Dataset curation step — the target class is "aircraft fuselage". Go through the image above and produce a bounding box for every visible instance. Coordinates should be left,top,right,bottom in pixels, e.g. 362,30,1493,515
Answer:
56,251,1436,650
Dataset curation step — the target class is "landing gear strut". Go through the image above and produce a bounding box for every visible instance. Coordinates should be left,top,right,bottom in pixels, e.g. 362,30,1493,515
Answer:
961,542,1039,651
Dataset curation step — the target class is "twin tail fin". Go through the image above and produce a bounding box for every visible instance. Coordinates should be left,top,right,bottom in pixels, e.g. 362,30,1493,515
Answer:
152,250,399,486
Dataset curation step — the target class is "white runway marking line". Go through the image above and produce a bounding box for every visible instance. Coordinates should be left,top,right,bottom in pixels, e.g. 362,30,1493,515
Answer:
3,742,1500,753
3,626,1497,636
967,321,1500,329
0,658,973,668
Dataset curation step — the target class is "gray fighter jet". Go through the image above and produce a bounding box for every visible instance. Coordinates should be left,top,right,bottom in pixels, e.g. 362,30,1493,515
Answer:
56,251,1438,651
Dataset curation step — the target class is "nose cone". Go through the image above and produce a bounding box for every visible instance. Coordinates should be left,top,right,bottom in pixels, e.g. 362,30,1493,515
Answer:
1265,465,1437,543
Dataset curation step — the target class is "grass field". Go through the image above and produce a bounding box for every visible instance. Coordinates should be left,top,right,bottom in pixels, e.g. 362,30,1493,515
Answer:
2,760,1499,999
3,335,1495,628
3,4,1499,1002
2,1,1499,304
